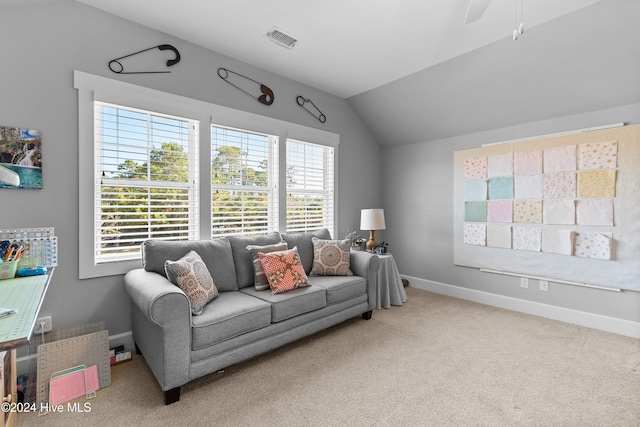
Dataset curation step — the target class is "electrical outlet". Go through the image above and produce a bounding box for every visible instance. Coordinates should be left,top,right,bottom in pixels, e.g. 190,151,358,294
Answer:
520,277,529,289
539,280,549,292
33,316,52,334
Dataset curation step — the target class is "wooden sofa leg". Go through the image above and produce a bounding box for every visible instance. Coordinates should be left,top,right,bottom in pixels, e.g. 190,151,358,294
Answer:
164,387,181,405
362,310,372,320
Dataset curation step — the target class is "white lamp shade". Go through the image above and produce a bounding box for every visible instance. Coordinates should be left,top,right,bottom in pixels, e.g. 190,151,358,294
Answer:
360,209,386,230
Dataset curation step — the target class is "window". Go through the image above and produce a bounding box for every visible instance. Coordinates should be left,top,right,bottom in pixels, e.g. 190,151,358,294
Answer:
210,125,278,237
76,71,338,278
94,102,199,263
286,139,335,233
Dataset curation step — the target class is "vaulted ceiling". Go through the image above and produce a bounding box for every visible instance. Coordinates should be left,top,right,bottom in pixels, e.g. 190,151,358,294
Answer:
75,0,604,98
70,0,640,145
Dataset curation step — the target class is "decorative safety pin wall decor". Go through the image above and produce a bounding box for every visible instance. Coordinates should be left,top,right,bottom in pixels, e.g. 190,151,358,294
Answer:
108,44,181,74
296,96,326,123
217,68,274,105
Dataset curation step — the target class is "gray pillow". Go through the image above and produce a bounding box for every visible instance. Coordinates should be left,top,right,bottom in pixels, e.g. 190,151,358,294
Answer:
164,251,219,315
247,242,288,290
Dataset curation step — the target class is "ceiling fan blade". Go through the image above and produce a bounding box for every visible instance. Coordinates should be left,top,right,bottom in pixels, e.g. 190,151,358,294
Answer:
464,0,492,24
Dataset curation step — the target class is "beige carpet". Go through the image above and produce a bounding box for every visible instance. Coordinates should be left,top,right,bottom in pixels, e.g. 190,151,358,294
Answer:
19,287,640,426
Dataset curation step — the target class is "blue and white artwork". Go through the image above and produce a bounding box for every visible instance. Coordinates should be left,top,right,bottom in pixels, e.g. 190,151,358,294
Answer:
0,126,42,189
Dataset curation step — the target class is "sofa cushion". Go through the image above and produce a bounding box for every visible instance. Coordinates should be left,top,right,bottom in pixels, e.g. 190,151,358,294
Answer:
281,228,332,274
259,247,311,294
309,238,353,276
308,275,366,305
228,232,283,289
191,291,272,350
247,242,289,291
240,286,327,323
164,250,219,315
142,238,238,291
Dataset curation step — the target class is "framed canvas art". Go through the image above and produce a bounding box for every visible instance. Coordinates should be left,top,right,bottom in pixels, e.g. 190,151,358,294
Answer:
0,126,42,189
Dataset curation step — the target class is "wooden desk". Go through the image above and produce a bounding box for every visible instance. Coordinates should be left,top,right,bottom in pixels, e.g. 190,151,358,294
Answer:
0,272,52,427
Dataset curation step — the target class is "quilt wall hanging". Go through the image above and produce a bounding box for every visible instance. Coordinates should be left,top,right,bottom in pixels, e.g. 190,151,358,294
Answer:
453,124,640,291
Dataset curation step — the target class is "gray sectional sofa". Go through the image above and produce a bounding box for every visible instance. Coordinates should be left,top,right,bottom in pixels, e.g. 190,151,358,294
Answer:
124,229,380,404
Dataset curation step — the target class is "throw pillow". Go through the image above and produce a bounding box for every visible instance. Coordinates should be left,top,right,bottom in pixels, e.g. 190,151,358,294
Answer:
309,237,353,276
247,242,288,291
164,250,219,315
258,247,311,294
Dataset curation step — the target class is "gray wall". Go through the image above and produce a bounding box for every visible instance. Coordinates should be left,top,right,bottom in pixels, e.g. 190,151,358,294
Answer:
0,0,382,335
382,103,640,323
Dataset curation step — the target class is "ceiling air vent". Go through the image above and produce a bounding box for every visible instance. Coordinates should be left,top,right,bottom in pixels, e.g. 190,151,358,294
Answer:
265,27,298,50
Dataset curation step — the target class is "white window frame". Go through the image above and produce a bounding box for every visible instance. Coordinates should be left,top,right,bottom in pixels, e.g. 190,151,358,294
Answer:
94,101,200,263
75,71,339,278
210,124,279,237
285,138,335,234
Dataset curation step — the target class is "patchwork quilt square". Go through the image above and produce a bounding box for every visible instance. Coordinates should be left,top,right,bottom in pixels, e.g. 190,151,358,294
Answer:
543,171,576,199
578,141,617,170
488,176,514,200
577,170,616,198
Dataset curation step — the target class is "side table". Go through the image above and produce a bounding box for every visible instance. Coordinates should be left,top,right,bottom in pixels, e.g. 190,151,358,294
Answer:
375,254,407,309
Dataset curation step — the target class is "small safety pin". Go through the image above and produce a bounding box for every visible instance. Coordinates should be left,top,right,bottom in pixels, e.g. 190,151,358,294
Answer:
296,96,326,123
109,44,181,74
218,68,274,105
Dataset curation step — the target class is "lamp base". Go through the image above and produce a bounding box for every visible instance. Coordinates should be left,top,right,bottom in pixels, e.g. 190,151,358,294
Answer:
366,230,377,252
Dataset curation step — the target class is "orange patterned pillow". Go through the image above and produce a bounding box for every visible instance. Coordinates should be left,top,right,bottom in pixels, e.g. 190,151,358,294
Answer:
258,247,311,294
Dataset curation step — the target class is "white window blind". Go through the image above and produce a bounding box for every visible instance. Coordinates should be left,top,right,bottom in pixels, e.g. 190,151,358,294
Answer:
286,139,335,235
94,101,199,263
211,125,278,237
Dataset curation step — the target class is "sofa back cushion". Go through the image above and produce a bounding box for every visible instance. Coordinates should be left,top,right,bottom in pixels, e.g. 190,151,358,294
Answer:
142,238,239,291
281,228,332,274
227,231,283,289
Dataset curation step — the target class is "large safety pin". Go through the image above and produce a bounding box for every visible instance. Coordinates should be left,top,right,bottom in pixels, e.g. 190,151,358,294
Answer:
296,96,326,123
109,44,181,74
217,68,274,105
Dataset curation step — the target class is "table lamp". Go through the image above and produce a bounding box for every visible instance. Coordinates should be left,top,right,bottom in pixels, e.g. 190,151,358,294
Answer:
360,208,386,252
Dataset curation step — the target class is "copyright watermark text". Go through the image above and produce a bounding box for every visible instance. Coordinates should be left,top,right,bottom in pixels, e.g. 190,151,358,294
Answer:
1,401,92,413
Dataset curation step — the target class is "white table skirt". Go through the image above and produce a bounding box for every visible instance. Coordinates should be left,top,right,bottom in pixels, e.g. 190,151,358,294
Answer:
375,254,408,309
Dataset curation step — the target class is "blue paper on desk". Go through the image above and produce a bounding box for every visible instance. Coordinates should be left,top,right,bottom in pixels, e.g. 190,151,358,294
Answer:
17,266,47,277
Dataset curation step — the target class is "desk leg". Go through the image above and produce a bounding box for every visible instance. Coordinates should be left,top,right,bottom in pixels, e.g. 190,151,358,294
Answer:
0,349,17,427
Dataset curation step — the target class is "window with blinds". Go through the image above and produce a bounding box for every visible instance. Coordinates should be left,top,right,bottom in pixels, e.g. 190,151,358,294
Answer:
286,139,335,235
94,101,199,263
211,125,278,237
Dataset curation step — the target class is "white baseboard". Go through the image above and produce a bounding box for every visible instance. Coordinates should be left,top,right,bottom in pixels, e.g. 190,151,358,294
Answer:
403,275,640,339
108,331,135,351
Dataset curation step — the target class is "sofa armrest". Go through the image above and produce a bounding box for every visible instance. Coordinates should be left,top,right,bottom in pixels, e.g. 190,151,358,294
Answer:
350,251,380,311
124,268,191,391
124,269,190,322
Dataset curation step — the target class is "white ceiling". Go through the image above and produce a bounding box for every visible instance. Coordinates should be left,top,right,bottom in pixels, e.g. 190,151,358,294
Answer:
74,0,605,99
